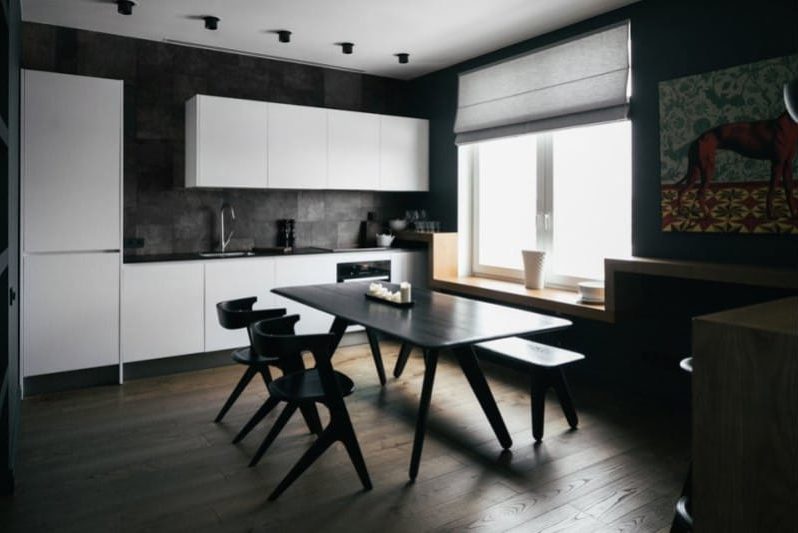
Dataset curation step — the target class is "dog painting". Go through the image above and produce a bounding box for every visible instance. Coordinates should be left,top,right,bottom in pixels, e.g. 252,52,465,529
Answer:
660,54,798,233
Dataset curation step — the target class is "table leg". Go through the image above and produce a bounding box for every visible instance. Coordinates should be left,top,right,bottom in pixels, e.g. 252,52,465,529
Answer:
328,316,351,354
393,342,413,378
409,348,438,481
453,346,513,450
365,328,387,386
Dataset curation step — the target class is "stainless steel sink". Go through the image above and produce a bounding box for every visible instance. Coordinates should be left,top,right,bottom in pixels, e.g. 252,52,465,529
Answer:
197,251,255,258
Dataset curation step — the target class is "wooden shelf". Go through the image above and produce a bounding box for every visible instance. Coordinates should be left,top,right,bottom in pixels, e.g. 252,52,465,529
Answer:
431,275,612,322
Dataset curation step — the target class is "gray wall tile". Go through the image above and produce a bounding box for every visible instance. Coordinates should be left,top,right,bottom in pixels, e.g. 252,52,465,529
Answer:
22,22,428,254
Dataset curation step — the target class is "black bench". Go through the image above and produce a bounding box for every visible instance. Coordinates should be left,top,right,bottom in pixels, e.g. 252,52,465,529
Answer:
475,337,585,442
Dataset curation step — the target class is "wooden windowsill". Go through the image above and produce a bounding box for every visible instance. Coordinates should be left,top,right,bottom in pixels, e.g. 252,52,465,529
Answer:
431,275,613,323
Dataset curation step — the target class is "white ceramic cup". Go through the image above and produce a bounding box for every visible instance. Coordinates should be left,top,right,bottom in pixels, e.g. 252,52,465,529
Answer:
522,250,546,289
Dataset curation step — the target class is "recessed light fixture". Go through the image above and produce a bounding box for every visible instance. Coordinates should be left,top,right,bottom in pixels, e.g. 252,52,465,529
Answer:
277,30,292,43
116,0,136,15
203,16,220,30
339,42,354,55
396,53,409,64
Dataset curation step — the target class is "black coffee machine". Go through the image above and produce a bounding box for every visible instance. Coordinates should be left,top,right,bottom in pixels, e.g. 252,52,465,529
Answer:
277,219,295,248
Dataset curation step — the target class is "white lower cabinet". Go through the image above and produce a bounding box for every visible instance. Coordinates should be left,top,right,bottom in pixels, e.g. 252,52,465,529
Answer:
204,258,276,352
23,252,120,377
273,255,336,335
122,262,205,362
117,250,429,363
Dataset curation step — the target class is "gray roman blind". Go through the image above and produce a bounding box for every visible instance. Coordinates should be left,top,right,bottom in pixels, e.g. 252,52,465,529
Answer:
454,21,630,145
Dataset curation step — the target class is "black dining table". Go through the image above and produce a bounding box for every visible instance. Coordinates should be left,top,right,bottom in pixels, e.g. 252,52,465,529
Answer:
272,281,572,480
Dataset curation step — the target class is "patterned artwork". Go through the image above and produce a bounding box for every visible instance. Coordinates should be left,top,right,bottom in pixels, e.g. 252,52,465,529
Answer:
659,54,798,233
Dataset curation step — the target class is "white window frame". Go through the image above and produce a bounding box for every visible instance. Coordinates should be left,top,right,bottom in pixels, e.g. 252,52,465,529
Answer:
470,121,630,289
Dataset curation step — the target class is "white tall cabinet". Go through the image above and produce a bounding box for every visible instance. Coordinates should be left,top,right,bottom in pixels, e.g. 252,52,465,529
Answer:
23,253,120,376
21,70,123,379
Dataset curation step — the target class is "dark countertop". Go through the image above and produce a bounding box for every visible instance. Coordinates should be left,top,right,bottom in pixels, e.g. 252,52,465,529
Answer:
123,245,425,264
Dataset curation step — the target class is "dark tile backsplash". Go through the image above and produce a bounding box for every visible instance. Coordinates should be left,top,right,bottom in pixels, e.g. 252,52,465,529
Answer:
22,22,428,254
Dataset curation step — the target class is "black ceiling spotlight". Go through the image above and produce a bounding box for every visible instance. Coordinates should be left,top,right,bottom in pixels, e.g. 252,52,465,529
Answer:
277,30,292,43
203,16,220,30
116,0,136,15
339,42,354,55
396,53,409,64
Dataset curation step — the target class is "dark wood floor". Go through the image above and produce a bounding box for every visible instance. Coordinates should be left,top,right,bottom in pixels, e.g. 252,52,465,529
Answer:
0,342,689,532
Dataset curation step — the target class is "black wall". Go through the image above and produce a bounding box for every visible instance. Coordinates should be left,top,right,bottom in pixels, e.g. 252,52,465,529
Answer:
1,0,21,495
21,22,428,254
410,0,798,268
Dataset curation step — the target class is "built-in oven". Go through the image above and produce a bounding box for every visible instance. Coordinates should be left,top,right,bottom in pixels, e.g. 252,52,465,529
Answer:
336,260,391,333
336,260,391,283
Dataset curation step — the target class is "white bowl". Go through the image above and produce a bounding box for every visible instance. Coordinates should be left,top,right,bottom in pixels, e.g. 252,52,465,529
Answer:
577,281,605,303
388,219,408,232
376,234,395,247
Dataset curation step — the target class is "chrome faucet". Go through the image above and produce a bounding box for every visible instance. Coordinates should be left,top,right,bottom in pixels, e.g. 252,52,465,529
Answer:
220,203,235,253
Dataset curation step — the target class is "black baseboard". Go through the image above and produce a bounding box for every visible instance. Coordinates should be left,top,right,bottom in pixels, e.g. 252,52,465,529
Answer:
22,333,370,395
123,350,234,381
23,365,119,396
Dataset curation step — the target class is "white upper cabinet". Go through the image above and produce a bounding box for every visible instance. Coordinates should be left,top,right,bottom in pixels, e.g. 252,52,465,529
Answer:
379,115,429,192
185,95,428,191
186,95,268,188
327,109,380,190
22,70,122,252
267,102,328,189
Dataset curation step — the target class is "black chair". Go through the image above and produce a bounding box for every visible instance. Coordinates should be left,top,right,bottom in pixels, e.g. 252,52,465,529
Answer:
245,316,372,500
476,337,584,442
671,357,693,532
214,297,322,436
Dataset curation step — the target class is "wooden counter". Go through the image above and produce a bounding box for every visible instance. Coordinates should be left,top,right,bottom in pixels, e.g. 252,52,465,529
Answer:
431,275,609,322
693,297,798,531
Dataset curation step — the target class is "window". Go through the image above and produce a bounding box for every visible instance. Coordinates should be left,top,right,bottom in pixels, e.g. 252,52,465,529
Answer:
470,120,631,287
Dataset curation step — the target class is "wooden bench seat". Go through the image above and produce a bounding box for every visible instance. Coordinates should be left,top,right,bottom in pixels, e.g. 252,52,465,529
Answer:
476,337,585,442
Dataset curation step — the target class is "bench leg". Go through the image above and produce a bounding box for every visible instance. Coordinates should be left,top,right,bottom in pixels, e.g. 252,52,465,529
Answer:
530,368,548,442
552,368,579,429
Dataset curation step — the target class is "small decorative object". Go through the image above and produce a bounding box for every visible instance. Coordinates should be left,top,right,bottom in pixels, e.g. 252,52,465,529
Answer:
366,282,414,307
521,250,546,290
577,281,605,304
660,53,798,233
376,233,395,247
389,218,408,232
400,282,412,303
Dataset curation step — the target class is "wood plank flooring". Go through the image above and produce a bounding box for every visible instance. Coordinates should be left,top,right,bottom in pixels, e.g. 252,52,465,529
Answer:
0,341,689,532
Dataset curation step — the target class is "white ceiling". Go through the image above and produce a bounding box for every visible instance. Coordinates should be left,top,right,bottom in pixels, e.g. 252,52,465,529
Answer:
22,0,638,80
